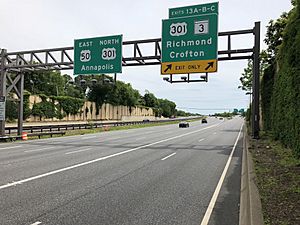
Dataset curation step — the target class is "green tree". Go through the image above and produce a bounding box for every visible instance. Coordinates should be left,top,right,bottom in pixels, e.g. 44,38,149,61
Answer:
265,13,289,62
54,96,84,116
31,101,57,120
261,8,289,131
238,60,253,92
158,99,176,117
238,51,269,92
87,82,113,109
239,11,286,93
5,100,18,121
5,92,31,121
87,76,142,108
175,110,187,117
143,90,158,108
269,0,300,156
24,70,66,96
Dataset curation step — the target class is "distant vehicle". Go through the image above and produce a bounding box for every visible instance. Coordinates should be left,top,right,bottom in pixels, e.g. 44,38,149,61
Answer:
219,117,224,120
179,121,189,128
142,119,150,122
201,118,208,123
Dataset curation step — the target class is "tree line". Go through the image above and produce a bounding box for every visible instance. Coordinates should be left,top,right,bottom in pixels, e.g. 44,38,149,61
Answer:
239,0,300,157
6,72,199,121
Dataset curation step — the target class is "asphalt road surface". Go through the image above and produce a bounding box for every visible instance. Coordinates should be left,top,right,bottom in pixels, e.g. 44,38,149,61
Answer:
0,117,244,225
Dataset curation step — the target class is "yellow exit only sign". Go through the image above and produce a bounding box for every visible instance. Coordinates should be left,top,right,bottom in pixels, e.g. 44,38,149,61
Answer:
161,59,217,74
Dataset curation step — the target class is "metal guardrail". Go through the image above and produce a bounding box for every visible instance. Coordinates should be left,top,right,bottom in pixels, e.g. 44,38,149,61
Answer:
4,117,200,135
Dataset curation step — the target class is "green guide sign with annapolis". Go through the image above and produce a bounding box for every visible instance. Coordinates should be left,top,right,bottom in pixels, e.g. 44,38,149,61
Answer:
74,35,122,75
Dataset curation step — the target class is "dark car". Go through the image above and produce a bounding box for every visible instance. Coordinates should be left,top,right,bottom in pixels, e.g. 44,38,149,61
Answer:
179,121,189,128
201,118,208,123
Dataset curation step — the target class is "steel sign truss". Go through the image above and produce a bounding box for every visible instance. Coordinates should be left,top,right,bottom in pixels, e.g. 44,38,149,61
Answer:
0,23,260,138
1,28,254,73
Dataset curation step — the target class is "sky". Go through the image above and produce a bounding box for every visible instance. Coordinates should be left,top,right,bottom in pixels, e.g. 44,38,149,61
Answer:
0,0,293,114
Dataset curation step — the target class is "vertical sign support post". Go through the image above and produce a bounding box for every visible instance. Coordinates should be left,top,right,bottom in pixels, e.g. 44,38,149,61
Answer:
17,73,24,136
0,49,7,136
114,73,117,84
252,22,260,139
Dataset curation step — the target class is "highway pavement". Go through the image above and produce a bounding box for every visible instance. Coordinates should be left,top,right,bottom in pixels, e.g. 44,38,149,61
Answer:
0,117,244,225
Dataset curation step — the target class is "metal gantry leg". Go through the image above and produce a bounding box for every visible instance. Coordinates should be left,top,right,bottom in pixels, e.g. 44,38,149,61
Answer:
0,49,7,136
17,73,24,136
252,22,261,139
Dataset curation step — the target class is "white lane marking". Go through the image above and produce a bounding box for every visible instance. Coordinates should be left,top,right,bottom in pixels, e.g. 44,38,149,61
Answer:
0,123,220,191
200,123,243,225
91,137,119,142
198,139,205,142
0,146,22,150
24,146,56,153
161,153,176,161
81,136,97,140
142,131,155,134
30,222,42,225
65,148,92,155
103,137,120,141
123,131,131,133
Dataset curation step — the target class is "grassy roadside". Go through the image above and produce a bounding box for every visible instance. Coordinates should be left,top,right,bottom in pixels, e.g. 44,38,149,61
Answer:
248,132,300,225
64,121,180,136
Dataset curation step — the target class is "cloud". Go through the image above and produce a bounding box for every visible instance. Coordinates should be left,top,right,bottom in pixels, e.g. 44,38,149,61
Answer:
0,0,292,114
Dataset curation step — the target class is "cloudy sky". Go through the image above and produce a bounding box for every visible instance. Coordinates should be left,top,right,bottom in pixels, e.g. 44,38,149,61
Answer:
0,0,292,114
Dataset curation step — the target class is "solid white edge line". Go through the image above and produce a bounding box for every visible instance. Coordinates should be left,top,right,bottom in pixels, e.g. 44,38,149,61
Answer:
200,123,244,225
161,152,176,161
81,136,97,140
65,148,92,155
0,123,222,191
30,222,42,225
199,138,205,142
0,145,22,150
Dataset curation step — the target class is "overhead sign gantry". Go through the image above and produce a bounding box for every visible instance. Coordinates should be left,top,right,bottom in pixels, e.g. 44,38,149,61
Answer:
0,2,261,139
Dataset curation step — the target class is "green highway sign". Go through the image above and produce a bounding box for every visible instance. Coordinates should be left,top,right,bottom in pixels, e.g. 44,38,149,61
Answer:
169,2,218,18
161,13,218,74
74,35,122,75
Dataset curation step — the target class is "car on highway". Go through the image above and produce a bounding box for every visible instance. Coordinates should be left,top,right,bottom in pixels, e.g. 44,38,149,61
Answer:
179,121,189,128
201,118,208,123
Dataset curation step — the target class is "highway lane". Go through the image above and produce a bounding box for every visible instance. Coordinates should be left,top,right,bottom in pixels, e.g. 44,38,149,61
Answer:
0,117,244,225
0,119,222,182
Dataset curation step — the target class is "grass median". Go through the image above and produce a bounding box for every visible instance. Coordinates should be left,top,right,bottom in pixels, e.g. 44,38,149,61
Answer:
25,118,203,140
